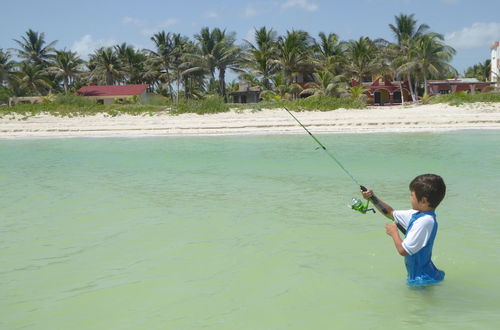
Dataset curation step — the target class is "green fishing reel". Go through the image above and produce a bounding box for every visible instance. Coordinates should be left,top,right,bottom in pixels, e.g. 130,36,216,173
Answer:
350,198,375,214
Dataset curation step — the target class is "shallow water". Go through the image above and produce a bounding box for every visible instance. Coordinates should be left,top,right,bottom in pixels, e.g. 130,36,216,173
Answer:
1,131,499,329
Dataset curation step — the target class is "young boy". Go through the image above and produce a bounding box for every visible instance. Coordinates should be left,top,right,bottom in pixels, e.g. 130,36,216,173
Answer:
361,174,446,286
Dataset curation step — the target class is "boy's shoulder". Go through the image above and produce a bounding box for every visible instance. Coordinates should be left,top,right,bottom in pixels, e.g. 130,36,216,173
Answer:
394,210,436,229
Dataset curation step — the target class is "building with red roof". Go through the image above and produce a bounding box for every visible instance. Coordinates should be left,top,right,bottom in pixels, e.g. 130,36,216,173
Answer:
76,84,149,104
352,79,412,105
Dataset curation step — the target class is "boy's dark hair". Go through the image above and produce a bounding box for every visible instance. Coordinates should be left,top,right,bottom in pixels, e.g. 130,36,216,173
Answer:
409,174,446,208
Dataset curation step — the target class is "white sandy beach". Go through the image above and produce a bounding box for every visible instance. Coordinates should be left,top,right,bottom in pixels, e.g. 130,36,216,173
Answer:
1,103,500,139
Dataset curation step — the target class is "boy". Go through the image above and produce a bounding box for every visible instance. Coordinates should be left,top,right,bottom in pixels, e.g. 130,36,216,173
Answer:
361,174,446,286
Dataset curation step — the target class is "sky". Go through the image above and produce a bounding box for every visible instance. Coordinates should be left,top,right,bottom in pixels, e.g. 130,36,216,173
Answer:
1,0,500,74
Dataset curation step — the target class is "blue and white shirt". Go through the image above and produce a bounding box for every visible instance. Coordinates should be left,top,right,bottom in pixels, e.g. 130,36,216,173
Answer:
393,209,445,286
393,210,435,255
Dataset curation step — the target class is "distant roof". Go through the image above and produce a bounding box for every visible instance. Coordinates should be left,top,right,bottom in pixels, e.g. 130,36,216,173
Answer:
428,78,486,84
77,84,148,97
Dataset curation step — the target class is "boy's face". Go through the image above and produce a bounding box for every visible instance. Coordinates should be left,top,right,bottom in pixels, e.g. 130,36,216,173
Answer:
410,190,431,211
410,191,419,209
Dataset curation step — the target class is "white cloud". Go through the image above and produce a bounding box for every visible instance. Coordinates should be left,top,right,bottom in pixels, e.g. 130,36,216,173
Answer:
122,16,145,27
141,28,160,37
445,22,500,50
71,35,117,58
122,16,180,37
281,0,318,11
159,19,179,27
204,11,219,18
244,7,258,17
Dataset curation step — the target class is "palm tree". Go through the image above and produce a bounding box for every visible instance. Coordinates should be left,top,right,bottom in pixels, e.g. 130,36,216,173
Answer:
244,27,278,90
0,49,16,87
15,62,52,95
345,37,382,83
300,70,343,97
270,71,289,98
464,60,491,82
194,27,241,98
389,14,430,46
145,31,182,96
179,40,208,99
399,34,456,95
12,29,57,66
274,30,314,85
313,32,345,74
115,43,146,84
46,50,84,93
388,14,435,101
349,85,368,100
88,47,125,85
194,27,221,89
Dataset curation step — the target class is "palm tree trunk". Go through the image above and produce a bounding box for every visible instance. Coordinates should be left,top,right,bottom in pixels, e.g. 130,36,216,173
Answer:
219,68,226,100
64,77,68,93
176,76,180,104
399,81,404,105
407,72,416,102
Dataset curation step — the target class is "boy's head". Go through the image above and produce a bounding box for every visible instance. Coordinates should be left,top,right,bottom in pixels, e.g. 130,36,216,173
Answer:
409,174,446,209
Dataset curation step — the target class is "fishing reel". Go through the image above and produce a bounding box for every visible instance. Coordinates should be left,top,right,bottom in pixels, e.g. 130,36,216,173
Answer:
350,198,375,214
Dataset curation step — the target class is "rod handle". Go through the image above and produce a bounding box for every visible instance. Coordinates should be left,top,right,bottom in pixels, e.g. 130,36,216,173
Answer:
360,185,407,235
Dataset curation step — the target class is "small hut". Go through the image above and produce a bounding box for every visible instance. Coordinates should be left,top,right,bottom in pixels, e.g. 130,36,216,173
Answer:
229,81,261,103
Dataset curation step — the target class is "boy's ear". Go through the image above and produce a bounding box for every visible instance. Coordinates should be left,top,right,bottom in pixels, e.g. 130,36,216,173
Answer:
420,196,430,206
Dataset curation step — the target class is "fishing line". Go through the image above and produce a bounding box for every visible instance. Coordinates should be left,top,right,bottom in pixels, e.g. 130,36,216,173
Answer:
284,107,406,234
284,107,361,187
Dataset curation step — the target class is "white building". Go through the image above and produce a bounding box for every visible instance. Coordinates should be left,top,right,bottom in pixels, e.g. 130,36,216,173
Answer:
491,41,500,86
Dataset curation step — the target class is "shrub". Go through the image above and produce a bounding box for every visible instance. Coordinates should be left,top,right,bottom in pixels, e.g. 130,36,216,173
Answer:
285,95,366,111
173,95,230,114
0,89,12,105
420,93,432,104
432,91,500,106
55,93,97,106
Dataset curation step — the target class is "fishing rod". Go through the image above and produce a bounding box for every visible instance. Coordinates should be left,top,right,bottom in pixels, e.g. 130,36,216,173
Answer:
284,107,406,235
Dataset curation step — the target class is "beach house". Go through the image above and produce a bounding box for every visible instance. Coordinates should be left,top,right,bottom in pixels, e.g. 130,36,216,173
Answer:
76,84,149,104
352,79,411,106
426,78,494,95
228,81,261,103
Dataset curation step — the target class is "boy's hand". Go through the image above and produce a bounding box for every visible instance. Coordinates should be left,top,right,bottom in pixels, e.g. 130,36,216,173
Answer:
385,223,399,237
361,189,373,200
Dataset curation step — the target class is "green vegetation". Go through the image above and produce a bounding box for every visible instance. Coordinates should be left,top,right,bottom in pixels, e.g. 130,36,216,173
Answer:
1,14,470,105
1,94,366,118
0,102,166,118
432,91,500,106
1,14,497,119
173,96,230,114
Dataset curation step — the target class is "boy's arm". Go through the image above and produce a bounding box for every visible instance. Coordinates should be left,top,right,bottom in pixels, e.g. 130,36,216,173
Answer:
386,223,409,256
360,189,395,220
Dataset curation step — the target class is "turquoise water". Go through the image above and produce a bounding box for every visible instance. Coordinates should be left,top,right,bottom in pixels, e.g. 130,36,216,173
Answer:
1,131,499,329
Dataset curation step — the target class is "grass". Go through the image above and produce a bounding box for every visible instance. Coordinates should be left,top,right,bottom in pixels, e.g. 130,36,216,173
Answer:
229,96,366,112
0,103,168,118
172,96,230,114
432,91,500,106
2,91,499,119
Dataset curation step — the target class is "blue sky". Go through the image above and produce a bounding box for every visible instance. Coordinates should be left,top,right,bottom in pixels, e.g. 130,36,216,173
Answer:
2,0,500,74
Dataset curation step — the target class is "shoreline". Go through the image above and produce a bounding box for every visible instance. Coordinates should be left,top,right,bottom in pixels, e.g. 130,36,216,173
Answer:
1,103,500,139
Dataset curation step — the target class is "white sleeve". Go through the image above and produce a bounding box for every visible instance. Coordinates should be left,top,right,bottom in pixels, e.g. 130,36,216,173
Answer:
392,209,418,228
402,215,435,255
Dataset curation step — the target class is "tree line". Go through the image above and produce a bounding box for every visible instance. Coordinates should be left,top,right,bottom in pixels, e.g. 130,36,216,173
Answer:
0,14,464,104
